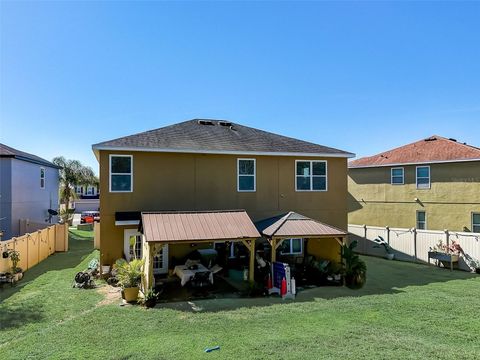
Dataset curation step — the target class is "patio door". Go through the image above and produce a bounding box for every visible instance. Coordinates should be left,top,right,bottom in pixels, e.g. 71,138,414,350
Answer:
152,244,168,275
123,229,168,274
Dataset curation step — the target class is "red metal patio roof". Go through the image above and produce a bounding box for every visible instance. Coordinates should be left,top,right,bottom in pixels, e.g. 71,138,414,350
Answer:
141,210,260,243
260,212,347,238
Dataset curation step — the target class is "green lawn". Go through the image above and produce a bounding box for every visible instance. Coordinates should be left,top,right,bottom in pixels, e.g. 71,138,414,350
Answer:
1,231,479,359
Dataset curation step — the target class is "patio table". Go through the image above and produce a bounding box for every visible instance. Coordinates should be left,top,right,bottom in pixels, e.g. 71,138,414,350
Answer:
173,264,214,286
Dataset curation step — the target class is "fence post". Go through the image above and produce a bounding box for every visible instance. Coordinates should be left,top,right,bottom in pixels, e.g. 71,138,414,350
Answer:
445,229,450,247
386,226,390,245
413,228,417,261
363,224,367,254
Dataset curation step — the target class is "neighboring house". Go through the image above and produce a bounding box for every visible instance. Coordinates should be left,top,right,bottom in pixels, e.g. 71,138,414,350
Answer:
0,143,60,240
74,184,99,199
348,135,480,232
92,119,354,287
72,184,100,214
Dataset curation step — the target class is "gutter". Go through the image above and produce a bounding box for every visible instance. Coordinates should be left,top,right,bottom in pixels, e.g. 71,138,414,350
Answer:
91,145,356,160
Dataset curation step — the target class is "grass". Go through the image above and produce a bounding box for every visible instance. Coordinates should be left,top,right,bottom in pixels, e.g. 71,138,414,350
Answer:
1,231,479,359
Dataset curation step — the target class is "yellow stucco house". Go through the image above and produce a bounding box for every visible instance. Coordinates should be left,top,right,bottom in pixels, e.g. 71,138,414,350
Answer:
92,119,354,289
348,135,480,232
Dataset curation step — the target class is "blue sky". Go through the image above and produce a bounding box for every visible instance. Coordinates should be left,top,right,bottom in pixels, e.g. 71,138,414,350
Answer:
1,1,479,173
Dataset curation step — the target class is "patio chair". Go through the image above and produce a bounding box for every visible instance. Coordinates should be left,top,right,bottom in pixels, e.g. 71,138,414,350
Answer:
190,271,212,290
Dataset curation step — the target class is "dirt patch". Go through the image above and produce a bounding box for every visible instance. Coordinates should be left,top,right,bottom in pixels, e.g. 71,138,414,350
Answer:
96,285,122,306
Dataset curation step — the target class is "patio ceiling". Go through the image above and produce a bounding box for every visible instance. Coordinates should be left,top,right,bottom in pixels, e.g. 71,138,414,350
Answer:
140,210,260,243
257,212,347,238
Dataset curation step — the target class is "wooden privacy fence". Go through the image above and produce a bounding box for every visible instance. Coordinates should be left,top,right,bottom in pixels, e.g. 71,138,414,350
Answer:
349,224,480,272
94,222,100,250
19,218,50,237
0,224,68,273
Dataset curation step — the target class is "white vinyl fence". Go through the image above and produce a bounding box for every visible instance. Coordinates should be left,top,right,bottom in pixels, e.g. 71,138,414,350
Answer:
349,224,480,272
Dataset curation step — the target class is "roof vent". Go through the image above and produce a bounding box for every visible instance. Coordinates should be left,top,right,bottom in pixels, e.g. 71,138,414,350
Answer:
219,121,232,127
198,120,214,126
425,136,437,142
448,138,457,142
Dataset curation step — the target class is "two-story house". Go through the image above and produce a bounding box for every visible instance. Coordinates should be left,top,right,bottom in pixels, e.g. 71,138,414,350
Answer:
348,136,480,232
92,119,354,287
0,143,60,240
74,184,99,199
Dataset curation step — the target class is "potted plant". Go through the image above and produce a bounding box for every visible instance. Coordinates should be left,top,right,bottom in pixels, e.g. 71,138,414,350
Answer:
9,250,23,281
373,236,394,260
114,258,144,303
143,289,157,308
341,240,367,289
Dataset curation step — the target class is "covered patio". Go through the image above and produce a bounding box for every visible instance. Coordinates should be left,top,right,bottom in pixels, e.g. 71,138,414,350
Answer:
140,210,260,292
256,212,348,286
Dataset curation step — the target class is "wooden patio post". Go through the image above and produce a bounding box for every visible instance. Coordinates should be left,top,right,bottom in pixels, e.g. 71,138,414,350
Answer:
249,239,255,282
270,238,277,264
143,242,154,291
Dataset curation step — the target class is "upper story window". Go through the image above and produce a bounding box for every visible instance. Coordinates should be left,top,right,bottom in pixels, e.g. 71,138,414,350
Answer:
76,186,83,195
280,238,303,255
416,166,430,189
87,187,94,195
110,155,133,192
296,160,327,191
237,159,256,192
416,211,426,230
472,213,480,233
40,167,45,189
391,167,404,185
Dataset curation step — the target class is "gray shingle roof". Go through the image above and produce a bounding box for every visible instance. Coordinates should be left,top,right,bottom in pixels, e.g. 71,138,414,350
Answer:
92,119,354,157
0,143,60,168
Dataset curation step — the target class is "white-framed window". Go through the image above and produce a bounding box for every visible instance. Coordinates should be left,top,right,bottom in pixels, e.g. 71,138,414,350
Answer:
110,155,133,192
87,186,94,195
472,213,480,233
124,229,143,261
295,160,327,191
213,241,239,258
76,186,83,195
416,166,430,189
237,158,256,192
416,211,427,230
391,167,404,185
40,167,45,189
129,235,142,260
280,238,303,255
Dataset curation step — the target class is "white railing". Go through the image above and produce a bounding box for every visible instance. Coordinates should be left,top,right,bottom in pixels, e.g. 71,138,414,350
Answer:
348,224,480,272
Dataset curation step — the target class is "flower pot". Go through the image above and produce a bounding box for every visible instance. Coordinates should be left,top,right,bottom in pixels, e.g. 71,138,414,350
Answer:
386,253,395,260
144,298,156,308
101,266,110,275
123,287,139,303
345,273,366,290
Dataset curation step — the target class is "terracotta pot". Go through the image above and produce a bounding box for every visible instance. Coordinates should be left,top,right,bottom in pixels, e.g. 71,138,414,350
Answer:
123,287,139,303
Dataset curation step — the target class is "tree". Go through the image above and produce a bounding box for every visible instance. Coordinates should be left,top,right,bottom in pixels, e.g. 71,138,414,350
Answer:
52,156,98,223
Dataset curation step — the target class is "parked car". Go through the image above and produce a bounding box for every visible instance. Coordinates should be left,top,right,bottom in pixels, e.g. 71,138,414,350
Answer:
81,211,100,223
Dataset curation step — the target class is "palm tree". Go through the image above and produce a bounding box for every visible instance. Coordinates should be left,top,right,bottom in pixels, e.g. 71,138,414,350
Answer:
52,157,98,223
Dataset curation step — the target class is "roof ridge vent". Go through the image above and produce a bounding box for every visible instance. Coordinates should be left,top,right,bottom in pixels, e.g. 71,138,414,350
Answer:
198,120,215,126
425,136,437,142
448,138,457,142
218,121,233,127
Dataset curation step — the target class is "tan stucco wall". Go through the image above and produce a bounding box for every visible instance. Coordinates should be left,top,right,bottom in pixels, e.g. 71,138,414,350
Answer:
348,161,480,231
306,238,341,263
99,151,348,265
